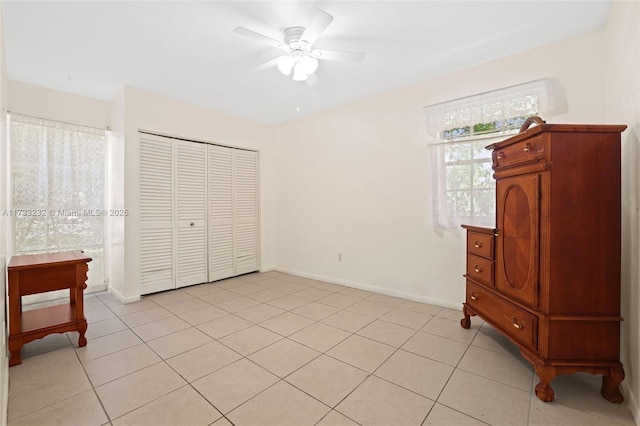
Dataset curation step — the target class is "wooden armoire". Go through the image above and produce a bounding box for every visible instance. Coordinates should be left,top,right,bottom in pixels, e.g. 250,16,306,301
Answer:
460,117,627,403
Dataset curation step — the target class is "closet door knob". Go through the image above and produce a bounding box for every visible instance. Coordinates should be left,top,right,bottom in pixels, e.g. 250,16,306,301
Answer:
190,222,195,227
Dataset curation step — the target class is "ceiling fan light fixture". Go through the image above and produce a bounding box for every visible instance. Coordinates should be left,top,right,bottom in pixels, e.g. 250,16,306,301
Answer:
299,55,319,75
292,65,308,81
276,55,295,75
235,10,365,86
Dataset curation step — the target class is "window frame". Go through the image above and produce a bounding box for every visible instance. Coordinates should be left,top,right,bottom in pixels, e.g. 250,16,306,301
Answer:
424,79,565,229
7,113,108,295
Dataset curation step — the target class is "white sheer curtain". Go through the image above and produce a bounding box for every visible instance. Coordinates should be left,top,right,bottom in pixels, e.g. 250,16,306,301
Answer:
425,78,567,229
9,113,106,296
429,136,499,230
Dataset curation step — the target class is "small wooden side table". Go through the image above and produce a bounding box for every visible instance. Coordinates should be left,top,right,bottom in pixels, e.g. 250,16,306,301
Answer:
7,250,92,366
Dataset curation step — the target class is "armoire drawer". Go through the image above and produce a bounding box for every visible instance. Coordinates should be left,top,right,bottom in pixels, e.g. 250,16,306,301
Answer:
466,254,494,286
467,231,494,259
466,281,537,351
492,136,545,169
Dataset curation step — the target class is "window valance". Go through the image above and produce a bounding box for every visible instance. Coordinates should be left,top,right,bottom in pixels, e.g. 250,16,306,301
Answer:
424,78,567,141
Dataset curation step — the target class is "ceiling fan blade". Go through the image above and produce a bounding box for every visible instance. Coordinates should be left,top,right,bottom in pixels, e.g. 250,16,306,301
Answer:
306,73,319,87
312,49,365,63
300,10,333,46
234,27,287,50
251,57,281,73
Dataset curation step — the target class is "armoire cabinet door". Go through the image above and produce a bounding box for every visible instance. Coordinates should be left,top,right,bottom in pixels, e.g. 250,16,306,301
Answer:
139,136,175,294
495,173,540,307
175,141,208,288
208,145,235,281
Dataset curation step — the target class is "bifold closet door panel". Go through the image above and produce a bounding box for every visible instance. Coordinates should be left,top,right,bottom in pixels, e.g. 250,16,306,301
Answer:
139,136,175,294
175,140,208,288
208,145,235,281
234,150,259,275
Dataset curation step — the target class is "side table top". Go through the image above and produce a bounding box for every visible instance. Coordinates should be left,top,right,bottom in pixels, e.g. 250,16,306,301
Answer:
8,250,92,270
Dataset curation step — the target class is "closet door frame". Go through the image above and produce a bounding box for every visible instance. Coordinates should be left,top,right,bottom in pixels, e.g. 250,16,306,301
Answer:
138,131,261,294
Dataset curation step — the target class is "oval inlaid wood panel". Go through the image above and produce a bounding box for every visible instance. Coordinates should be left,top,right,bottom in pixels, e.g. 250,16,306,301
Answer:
502,185,531,289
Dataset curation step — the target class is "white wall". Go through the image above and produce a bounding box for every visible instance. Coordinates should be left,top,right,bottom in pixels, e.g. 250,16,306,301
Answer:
273,29,605,307
604,1,640,422
106,89,126,299
8,81,109,129
0,2,9,424
111,87,275,301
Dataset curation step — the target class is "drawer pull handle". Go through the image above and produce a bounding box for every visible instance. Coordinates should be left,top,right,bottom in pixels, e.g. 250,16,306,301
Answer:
473,265,483,273
523,143,531,152
470,292,478,301
473,240,483,248
497,151,505,160
512,317,526,330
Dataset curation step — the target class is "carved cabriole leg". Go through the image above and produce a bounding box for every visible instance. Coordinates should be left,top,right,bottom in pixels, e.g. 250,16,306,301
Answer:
460,303,475,329
602,365,625,403
76,261,89,348
77,320,88,347
534,364,557,402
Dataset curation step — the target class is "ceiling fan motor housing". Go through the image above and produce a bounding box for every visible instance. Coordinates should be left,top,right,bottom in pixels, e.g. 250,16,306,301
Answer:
283,27,310,54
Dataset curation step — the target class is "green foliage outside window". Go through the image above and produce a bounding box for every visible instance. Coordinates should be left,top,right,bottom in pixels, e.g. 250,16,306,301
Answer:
443,115,534,140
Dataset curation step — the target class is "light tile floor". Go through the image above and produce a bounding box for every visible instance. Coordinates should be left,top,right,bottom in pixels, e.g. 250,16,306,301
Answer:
7,271,636,426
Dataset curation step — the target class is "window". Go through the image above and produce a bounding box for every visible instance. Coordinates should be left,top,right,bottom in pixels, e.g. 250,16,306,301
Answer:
9,113,106,289
425,78,567,229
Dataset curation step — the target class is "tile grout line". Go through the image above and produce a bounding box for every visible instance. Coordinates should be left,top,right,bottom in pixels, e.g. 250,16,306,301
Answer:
11,272,635,426
69,333,113,424
110,289,466,424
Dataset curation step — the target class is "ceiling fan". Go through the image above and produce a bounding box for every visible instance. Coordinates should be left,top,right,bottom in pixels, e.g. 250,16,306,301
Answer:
233,10,365,84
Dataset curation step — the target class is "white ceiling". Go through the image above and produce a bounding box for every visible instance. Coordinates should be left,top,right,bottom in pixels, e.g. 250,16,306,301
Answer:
3,1,611,124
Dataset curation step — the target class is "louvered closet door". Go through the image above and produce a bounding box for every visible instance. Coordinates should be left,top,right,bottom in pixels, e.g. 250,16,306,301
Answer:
234,150,259,275
139,135,174,294
208,145,235,281
175,140,208,287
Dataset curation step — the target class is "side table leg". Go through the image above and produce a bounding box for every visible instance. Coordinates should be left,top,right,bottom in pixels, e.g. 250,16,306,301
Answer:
77,320,88,347
8,337,23,367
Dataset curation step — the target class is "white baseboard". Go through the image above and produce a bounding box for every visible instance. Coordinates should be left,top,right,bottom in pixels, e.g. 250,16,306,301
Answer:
622,381,640,425
1,353,7,426
86,284,108,294
273,267,462,310
108,285,141,304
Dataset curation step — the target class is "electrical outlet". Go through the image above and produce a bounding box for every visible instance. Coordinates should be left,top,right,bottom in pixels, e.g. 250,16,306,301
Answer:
338,253,343,262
